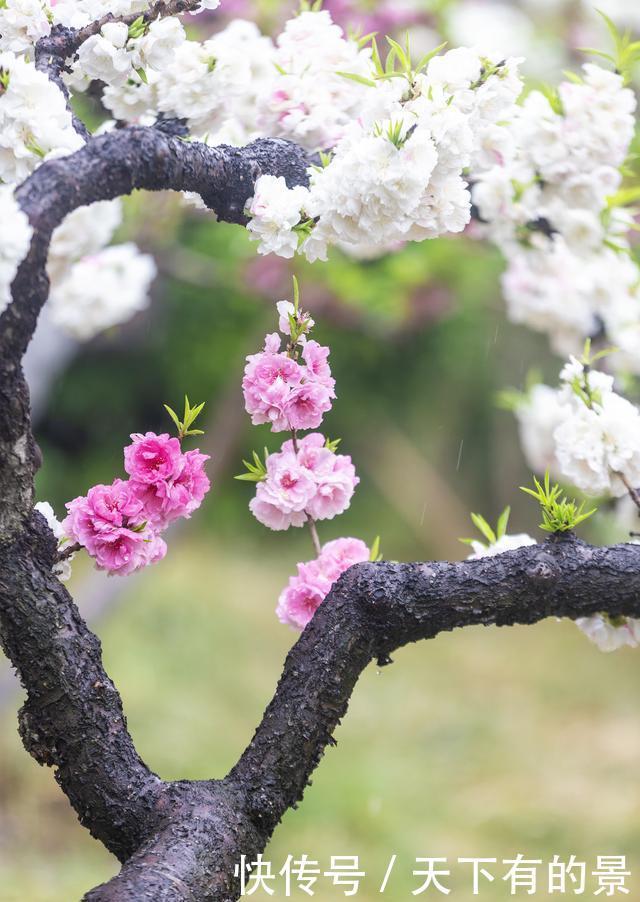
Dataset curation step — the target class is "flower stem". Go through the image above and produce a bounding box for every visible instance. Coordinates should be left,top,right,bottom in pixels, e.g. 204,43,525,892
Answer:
307,516,322,557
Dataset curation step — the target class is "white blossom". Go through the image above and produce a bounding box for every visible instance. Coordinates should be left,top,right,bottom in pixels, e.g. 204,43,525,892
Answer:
129,16,185,73
554,391,640,497
51,0,146,29
258,10,374,151
0,0,51,53
246,175,309,259
467,533,537,560
48,243,156,339
75,23,132,86
515,383,566,477
0,51,84,183
0,184,32,315
34,501,74,581
48,199,123,283
156,20,273,140
576,614,640,652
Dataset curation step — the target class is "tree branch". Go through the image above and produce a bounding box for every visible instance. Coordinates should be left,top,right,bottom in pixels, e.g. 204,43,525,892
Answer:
86,536,640,899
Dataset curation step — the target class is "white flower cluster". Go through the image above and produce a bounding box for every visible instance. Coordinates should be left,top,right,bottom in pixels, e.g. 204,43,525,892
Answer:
0,0,51,54
0,185,32,316
258,10,375,151
72,15,186,113
46,198,155,340
472,64,639,365
246,32,523,261
153,19,273,140
49,241,156,340
0,51,84,183
516,357,640,498
51,0,147,30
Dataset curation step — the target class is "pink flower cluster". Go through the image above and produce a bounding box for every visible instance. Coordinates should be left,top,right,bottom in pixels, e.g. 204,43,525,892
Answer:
250,432,359,530
63,432,210,576
277,537,370,631
241,296,373,631
242,333,335,432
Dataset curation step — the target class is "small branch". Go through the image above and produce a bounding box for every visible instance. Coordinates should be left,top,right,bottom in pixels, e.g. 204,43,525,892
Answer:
619,472,640,512
57,541,81,562
307,515,322,556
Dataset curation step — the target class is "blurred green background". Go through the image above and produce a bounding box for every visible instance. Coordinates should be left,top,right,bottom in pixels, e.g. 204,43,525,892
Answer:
2,1,640,899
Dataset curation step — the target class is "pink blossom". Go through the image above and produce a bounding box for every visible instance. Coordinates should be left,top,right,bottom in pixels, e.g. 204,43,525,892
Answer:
242,335,304,431
63,479,147,554
321,537,370,574
124,432,183,485
249,452,316,530
306,453,358,521
131,449,211,529
302,340,335,394
249,495,308,531
276,537,370,630
65,435,210,575
287,433,358,521
249,434,359,529
285,381,333,431
92,528,167,576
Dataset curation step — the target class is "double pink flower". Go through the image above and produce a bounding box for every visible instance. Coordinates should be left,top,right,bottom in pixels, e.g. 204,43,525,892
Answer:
249,433,359,531
63,432,210,576
242,333,335,433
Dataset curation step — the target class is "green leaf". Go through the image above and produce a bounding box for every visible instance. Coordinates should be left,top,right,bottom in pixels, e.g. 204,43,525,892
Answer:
496,506,511,540
562,69,583,84
336,70,376,88
369,535,382,562
127,14,147,39
386,36,410,72
356,31,378,49
520,471,597,534
292,274,300,314
135,67,148,85
470,512,496,545
370,37,384,76
164,404,181,431
414,42,447,74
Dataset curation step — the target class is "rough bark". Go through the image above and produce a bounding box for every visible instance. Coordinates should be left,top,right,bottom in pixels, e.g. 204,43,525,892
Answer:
0,18,639,901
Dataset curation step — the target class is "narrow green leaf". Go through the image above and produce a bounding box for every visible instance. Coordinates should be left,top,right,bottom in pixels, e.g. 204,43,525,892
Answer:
336,70,376,87
470,512,496,545
496,506,511,539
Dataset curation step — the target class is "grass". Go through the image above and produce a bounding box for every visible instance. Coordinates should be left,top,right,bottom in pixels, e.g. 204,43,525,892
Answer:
0,536,639,899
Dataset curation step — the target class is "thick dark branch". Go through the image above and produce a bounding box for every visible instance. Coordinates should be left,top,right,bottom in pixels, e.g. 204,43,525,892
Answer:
228,535,640,835
0,512,163,860
0,124,309,871
86,535,640,899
